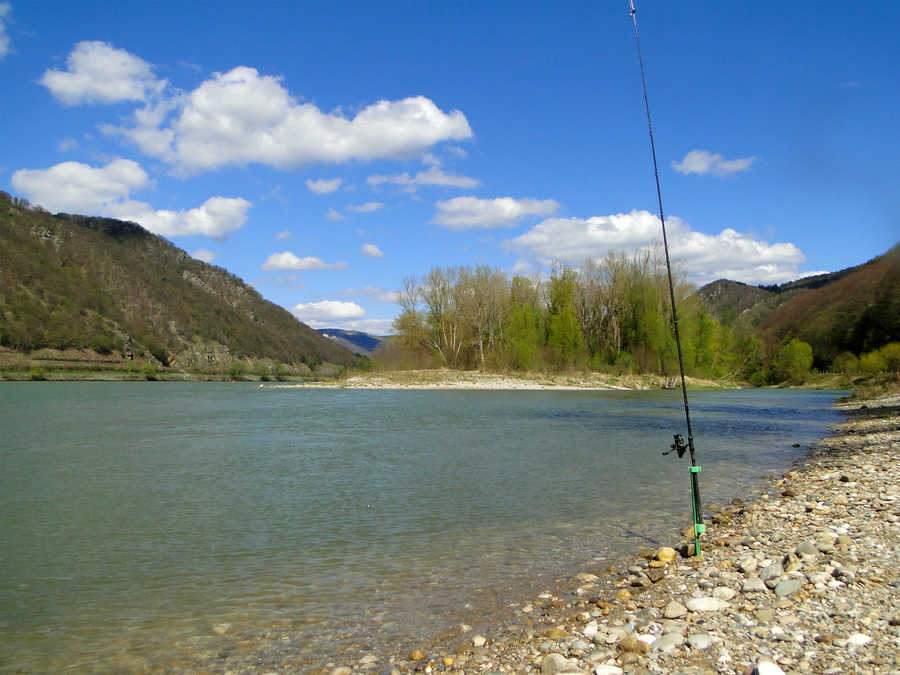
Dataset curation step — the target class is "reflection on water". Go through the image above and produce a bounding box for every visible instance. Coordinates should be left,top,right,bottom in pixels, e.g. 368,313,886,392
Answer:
0,383,843,671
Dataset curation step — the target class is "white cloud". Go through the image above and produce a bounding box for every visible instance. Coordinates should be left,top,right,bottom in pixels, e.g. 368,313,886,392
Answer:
10,158,250,239
506,209,811,285
291,300,366,324
192,248,217,263
0,3,12,59
261,251,348,271
367,166,479,193
306,177,342,194
334,318,396,334
341,286,401,303
672,149,756,176
115,66,472,172
361,243,384,258
40,41,166,105
11,159,149,213
326,207,344,221
347,201,383,213
276,230,291,240
105,196,251,239
433,196,560,230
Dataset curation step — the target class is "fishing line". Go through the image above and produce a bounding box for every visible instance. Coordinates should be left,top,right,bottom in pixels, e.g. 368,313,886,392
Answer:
627,0,705,554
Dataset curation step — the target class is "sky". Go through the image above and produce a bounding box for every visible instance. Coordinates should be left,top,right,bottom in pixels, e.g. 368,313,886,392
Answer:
2,1,898,335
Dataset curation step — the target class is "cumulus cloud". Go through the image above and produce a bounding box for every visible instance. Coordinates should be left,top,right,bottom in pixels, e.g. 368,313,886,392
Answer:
261,251,348,271
306,177,342,194
506,209,811,285
326,208,344,221
291,300,366,327
192,248,217,263
360,243,384,258
433,196,560,230
40,41,166,105
0,3,12,59
112,66,472,172
11,159,149,213
367,166,479,193
106,196,251,239
11,158,251,239
672,149,756,176
347,201,383,213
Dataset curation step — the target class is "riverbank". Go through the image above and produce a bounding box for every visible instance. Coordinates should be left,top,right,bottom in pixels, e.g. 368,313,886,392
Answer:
326,392,900,674
267,369,731,391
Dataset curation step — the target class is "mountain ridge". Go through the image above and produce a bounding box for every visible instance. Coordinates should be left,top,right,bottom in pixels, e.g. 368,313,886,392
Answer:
0,192,357,370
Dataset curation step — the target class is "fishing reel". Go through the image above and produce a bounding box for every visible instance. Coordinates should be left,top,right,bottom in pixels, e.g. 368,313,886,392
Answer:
663,433,688,459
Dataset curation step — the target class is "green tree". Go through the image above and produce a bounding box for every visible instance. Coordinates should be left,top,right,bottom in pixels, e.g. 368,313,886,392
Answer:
773,338,813,384
832,351,859,373
546,267,585,368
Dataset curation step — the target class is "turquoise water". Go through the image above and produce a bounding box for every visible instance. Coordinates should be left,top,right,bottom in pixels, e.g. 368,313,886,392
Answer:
0,383,844,671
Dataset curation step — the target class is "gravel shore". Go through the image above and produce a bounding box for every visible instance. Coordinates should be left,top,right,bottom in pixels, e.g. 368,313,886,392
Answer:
330,392,900,675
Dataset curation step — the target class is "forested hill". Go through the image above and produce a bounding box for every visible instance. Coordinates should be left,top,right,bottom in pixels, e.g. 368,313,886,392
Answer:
699,244,900,367
0,192,357,369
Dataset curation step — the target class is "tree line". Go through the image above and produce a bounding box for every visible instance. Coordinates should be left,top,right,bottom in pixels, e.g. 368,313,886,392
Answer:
380,252,772,381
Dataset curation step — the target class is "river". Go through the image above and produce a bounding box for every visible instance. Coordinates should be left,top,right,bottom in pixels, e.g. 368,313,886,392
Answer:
0,383,844,671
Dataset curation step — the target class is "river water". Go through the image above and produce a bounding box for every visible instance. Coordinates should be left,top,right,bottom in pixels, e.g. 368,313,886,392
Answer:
0,383,844,671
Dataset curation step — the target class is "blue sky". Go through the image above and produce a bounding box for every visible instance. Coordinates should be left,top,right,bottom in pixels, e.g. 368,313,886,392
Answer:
2,1,898,334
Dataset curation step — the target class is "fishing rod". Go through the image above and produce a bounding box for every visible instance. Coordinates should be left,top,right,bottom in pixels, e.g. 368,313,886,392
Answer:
628,0,705,555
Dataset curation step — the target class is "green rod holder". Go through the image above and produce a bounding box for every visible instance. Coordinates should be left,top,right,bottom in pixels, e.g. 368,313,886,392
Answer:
690,465,704,555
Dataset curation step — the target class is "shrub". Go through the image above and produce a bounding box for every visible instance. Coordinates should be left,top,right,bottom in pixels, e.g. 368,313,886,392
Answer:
28,364,47,381
859,351,887,373
878,342,900,371
832,351,859,373
142,362,158,380
89,334,115,354
228,362,244,381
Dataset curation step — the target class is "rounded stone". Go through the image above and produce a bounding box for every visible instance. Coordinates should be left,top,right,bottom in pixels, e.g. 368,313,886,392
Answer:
685,596,729,612
541,652,570,675
655,546,677,563
663,600,687,619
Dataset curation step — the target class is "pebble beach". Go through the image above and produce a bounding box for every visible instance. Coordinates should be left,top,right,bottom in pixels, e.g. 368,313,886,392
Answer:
315,391,900,675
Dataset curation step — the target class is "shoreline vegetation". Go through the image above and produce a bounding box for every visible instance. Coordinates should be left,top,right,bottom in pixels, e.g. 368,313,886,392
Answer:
5,345,891,394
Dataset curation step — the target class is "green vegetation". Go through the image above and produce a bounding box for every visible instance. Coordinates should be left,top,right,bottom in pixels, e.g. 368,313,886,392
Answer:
382,245,900,388
383,255,756,381
0,191,357,378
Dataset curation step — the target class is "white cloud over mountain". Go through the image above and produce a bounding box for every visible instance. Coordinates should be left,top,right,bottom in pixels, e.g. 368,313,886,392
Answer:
672,149,756,176
291,300,366,326
11,158,250,239
40,41,166,105
433,196,560,229
11,159,148,213
191,248,217,263
105,196,250,239
506,209,811,284
261,252,348,271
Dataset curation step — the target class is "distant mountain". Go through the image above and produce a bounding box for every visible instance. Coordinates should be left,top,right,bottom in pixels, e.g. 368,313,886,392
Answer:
316,328,385,357
0,192,357,369
699,244,900,366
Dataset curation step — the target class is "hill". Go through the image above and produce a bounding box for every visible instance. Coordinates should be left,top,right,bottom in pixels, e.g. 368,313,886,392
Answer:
699,244,900,367
0,192,357,371
316,329,385,358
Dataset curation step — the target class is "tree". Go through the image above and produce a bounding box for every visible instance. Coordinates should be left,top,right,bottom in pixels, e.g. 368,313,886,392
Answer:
773,338,813,384
546,267,585,368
